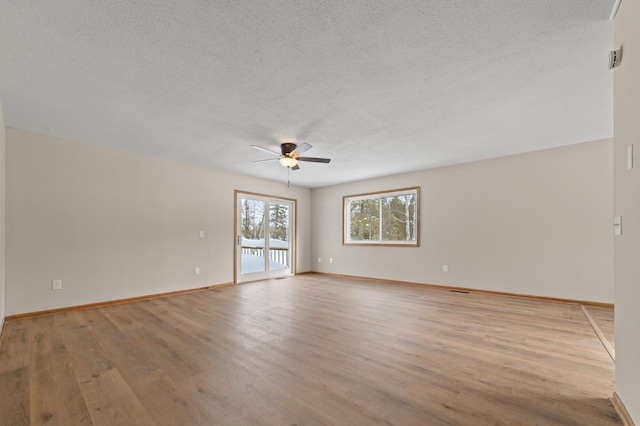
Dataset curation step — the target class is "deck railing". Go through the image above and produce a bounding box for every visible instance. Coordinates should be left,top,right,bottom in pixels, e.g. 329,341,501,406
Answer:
241,246,289,266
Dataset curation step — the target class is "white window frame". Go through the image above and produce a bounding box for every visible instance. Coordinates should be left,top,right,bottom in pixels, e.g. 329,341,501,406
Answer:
343,187,420,247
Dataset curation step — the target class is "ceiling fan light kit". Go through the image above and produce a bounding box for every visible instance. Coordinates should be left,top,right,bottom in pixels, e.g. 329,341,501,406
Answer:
279,157,298,168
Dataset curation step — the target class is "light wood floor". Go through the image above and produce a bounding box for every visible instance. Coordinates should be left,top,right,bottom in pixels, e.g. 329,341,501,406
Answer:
0,274,620,425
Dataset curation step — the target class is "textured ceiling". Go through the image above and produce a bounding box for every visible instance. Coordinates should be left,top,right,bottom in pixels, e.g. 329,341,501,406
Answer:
0,1,614,188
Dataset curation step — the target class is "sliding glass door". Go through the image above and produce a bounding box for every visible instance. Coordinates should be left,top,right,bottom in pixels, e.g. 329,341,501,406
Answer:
236,192,295,283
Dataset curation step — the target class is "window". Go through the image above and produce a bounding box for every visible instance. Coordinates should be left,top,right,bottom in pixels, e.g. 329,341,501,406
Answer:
343,187,419,246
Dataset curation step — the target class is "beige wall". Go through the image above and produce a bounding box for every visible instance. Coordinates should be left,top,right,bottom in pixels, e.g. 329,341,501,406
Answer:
614,0,640,422
0,102,5,328
311,139,614,303
5,129,311,316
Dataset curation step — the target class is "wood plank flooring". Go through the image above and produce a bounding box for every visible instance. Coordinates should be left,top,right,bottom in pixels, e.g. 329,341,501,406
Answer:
0,274,620,425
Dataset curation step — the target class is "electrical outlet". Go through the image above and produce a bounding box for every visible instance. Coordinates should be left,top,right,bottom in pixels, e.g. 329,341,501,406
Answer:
442,265,448,272
199,231,205,239
194,267,200,275
52,279,62,290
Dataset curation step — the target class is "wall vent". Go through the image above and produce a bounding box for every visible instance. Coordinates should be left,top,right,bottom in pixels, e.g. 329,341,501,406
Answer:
609,48,623,70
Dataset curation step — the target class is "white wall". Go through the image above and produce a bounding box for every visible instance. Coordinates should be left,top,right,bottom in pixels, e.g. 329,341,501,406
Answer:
312,139,614,303
0,102,6,329
5,129,311,316
614,0,640,422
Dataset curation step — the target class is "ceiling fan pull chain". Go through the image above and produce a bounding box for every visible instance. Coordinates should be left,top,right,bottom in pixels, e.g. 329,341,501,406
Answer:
287,168,291,188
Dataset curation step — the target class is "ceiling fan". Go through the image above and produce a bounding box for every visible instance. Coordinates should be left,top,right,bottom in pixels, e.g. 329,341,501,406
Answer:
251,142,331,170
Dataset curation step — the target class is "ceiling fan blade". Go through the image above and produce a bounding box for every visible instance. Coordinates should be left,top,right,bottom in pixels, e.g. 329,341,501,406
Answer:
297,157,331,163
291,164,300,171
292,143,312,156
252,158,280,163
251,145,280,156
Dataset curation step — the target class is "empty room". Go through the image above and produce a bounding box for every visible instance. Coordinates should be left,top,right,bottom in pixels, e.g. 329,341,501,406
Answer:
0,1,639,425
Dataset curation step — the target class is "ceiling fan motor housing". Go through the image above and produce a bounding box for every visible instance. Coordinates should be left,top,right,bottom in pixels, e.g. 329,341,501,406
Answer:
281,142,297,155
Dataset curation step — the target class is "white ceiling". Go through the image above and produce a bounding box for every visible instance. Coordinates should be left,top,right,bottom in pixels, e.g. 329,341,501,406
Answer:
0,1,614,188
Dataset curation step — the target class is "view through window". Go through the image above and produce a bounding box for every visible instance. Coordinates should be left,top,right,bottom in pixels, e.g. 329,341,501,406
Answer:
343,187,419,246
